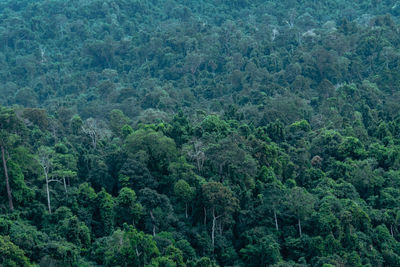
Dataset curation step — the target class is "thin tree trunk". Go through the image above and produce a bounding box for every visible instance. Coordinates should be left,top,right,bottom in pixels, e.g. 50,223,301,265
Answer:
1,145,13,211
274,210,279,231
185,203,188,219
212,207,216,248
135,247,141,257
149,210,156,236
298,217,302,237
44,168,51,214
391,224,394,238
63,177,67,195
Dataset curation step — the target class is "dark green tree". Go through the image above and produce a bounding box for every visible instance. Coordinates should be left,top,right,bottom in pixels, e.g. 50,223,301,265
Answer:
286,187,315,237
202,182,239,249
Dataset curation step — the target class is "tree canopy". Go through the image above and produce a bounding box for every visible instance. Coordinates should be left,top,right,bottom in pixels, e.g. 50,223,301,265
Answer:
1,0,400,266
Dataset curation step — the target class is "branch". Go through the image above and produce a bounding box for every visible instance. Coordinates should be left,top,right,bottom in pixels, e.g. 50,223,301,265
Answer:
135,247,142,257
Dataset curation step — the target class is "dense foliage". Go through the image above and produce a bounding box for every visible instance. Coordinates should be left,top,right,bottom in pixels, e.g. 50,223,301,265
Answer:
2,0,400,266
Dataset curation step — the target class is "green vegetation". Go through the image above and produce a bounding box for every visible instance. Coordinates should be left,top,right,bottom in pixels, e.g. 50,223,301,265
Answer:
1,0,400,266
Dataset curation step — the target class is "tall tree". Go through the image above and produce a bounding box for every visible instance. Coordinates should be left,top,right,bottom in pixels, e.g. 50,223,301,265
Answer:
0,133,13,211
286,186,315,237
262,182,284,231
96,189,115,237
138,188,175,236
82,118,109,150
174,179,195,219
0,107,25,211
115,187,143,227
202,182,239,248
37,146,58,214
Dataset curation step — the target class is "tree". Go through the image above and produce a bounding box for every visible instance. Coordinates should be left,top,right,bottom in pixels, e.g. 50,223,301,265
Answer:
119,155,157,191
150,245,185,267
0,235,32,266
0,133,13,211
125,127,178,189
338,136,366,160
88,154,114,192
50,143,78,196
41,240,80,266
82,118,109,149
202,182,239,248
109,109,130,136
7,220,47,263
138,188,175,236
76,182,97,227
196,115,229,138
166,110,192,147
103,226,160,267
115,187,143,227
174,179,195,219
96,189,115,237
175,240,196,262
286,187,315,237
57,214,91,247
206,136,257,187
70,114,83,135
262,182,284,231
0,107,25,211
37,146,60,214
184,139,206,173
240,235,281,266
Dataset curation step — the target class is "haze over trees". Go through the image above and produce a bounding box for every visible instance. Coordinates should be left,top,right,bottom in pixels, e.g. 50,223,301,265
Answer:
2,0,400,266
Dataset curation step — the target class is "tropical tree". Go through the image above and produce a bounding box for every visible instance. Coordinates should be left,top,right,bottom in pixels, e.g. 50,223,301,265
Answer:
286,186,315,237
202,182,239,248
174,179,195,219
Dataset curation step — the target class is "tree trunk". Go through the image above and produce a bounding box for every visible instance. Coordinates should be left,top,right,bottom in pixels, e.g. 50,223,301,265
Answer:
298,217,302,237
274,210,279,231
391,224,394,238
149,210,156,236
44,168,51,214
63,177,68,195
1,145,13,211
185,203,188,219
212,207,216,248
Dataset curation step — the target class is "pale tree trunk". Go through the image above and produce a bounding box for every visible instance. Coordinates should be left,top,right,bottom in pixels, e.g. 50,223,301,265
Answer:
185,203,188,219
298,217,302,237
274,210,279,231
1,145,13,211
44,167,51,214
63,177,68,195
149,210,156,236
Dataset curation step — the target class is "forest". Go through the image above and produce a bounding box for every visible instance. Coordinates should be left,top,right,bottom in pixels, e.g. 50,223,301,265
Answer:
1,0,400,266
